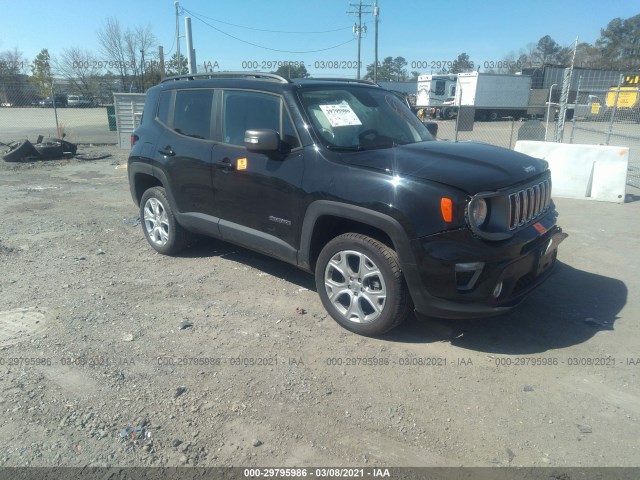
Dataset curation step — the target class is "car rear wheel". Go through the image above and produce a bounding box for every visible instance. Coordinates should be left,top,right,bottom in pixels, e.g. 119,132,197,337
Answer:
315,233,411,336
140,187,192,255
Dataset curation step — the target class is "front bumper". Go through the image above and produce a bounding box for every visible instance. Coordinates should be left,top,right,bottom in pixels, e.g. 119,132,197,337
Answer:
402,212,566,319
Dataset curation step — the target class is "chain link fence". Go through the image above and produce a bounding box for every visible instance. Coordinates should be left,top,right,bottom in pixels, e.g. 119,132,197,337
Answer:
2,67,639,191
0,76,119,145
565,71,640,188
418,67,640,191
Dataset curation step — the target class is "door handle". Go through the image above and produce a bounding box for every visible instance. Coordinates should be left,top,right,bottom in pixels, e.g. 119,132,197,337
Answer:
158,145,175,156
214,159,235,171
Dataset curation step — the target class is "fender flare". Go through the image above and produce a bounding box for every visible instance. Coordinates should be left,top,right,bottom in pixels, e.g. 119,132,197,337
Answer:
128,161,179,212
297,200,415,271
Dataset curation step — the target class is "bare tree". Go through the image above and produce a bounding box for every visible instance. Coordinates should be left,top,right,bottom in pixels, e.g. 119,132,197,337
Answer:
97,17,129,90
123,25,157,91
484,52,521,74
55,47,100,97
134,25,158,91
99,18,158,92
0,47,31,106
0,47,27,75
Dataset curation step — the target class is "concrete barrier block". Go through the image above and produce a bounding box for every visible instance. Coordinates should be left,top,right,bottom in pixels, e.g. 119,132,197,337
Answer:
514,141,629,203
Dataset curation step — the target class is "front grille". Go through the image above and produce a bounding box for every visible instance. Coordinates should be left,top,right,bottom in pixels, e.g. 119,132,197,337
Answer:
508,178,552,230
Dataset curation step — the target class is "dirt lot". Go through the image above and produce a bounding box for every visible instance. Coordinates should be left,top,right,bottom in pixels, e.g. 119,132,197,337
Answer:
0,146,639,470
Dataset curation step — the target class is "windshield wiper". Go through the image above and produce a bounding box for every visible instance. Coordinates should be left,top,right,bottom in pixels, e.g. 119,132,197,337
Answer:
326,145,365,151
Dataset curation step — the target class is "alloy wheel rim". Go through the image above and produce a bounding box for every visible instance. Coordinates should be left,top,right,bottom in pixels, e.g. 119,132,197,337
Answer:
324,249,387,323
143,198,170,246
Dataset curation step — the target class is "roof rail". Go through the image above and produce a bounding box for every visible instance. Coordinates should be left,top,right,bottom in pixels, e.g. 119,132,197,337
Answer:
298,78,379,86
161,71,290,84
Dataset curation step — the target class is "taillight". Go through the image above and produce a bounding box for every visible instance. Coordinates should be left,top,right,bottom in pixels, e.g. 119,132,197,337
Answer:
131,134,139,147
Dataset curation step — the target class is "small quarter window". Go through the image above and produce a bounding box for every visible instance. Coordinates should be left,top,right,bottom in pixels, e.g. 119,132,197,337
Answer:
156,91,171,125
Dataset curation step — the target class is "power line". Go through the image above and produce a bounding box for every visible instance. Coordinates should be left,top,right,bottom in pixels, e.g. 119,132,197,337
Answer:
185,9,357,54
182,8,352,34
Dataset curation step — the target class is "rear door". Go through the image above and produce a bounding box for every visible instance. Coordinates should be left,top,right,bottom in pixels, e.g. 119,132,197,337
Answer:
153,88,218,217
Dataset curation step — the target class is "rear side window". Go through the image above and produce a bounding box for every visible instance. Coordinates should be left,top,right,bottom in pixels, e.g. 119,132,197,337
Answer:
173,89,214,139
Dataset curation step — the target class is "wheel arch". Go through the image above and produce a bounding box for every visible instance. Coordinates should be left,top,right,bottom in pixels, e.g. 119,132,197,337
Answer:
298,200,415,273
128,161,170,207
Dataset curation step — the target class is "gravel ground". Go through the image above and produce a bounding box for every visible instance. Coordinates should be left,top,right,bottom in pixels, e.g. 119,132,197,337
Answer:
0,145,639,469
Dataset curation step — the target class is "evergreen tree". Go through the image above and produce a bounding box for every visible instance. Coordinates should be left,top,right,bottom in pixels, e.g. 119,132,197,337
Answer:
30,48,52,97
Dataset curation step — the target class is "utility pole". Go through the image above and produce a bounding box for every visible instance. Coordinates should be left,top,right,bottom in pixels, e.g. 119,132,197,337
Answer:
159,45,165,79
140,49,145,91
374,1,379,82
175,1,181,72
185,16,196,74
348,1,372,79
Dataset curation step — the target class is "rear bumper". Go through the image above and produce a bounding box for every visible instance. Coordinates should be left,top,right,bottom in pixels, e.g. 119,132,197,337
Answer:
403,214,566,319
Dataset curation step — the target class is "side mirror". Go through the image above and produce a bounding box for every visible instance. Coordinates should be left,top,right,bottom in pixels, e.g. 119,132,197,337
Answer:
244,129,280,153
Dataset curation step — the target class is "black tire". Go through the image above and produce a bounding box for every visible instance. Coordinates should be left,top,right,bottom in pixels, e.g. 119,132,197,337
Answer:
33,142,64,158
441,108,456,120
139,186,192,255
315,233,411,336
42,138,77,154
488,111,499,121
2,140,37,162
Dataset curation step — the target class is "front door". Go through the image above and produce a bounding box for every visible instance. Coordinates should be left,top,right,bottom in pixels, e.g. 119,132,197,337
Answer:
210,90,304,262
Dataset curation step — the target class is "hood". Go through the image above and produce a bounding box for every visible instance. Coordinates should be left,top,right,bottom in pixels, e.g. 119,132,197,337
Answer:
343,141,548,193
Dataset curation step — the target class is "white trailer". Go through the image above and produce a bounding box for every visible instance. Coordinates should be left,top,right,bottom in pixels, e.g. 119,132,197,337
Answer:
415,74,457,107
456,72,532,120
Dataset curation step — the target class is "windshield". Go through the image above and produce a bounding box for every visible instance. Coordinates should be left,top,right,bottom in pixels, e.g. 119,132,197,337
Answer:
299,86,433,151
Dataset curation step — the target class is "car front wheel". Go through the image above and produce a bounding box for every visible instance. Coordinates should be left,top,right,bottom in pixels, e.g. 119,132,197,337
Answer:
315,233,411,336
140,187,192,255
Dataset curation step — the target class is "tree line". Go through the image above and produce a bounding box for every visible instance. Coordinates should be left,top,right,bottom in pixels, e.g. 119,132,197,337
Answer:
0,13,638,105
363,14,639,81
0,17,188,106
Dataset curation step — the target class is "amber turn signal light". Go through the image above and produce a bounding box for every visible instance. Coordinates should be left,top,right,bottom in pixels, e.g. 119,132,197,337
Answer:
441,197,453,222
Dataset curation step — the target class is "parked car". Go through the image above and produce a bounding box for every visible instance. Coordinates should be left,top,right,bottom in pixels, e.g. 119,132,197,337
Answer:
128,72,566,336
67,95,93,108
39,95,67,108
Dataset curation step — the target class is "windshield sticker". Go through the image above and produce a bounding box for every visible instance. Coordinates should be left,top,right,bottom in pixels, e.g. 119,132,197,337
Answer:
319,104,362,127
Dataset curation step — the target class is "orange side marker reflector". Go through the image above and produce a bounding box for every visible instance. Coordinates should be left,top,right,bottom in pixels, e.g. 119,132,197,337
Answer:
533,222,547,235
441,197,453,223
237,158,248,170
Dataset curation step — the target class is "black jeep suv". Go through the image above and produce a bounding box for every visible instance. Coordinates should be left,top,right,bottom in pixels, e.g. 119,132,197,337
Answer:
128,72,566,336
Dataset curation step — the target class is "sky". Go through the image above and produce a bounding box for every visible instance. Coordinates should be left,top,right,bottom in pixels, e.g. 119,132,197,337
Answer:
0,0,638,78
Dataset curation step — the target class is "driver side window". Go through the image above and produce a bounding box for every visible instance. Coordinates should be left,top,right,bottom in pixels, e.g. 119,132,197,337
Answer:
222,91,300,149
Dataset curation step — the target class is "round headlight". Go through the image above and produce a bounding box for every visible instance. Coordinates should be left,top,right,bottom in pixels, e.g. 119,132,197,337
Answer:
470,198,488,227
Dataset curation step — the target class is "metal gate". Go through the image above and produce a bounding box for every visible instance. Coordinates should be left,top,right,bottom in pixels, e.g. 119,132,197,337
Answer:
113,93,146,149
